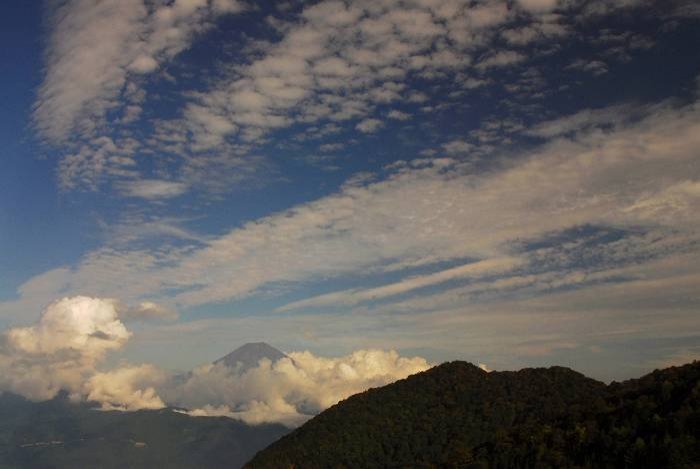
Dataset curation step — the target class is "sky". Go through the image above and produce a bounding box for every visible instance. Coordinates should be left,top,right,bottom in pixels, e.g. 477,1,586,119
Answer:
1,0,700,392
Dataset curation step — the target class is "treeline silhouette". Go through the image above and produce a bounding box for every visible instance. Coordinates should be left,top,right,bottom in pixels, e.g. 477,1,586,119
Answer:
248,361,700,468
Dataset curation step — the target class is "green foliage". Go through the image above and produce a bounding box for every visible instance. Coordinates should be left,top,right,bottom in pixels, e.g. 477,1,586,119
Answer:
0,394,289,469
247,361,700,469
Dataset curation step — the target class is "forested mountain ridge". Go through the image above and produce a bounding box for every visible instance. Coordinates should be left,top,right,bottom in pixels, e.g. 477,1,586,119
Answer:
0,392,288,469
247,361,700,468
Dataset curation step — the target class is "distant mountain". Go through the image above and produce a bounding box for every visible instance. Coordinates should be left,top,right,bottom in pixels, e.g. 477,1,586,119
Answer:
247,361,700,468
214,342,288,373
0,343,296,468
171,342,288,386
0,392,288,469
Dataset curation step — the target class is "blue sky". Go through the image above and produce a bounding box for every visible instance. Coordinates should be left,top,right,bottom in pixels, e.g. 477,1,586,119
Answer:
2,0,700,381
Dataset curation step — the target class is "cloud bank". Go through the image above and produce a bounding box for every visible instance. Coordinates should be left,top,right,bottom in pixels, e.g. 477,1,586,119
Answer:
165,349,429,427
0,296,428,426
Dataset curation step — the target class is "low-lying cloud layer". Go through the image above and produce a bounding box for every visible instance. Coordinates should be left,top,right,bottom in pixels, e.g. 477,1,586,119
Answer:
166,349,429,427
0,296,429,426
0,296,163,409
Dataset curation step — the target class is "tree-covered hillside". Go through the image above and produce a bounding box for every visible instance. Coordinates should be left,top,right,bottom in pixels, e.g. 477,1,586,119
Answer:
0,393,289,469
247,361,700,468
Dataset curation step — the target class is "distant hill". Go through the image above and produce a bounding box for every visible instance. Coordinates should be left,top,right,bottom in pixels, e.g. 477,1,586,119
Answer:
214,342,288,373
0,392,288,469
247,361,700,468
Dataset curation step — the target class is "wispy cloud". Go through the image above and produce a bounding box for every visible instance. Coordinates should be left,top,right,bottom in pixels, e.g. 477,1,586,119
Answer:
5,96,699,319
34,0,247,144
276,257,525,312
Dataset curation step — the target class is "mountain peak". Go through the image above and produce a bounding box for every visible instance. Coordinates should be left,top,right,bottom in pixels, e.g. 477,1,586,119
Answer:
214,342,287,372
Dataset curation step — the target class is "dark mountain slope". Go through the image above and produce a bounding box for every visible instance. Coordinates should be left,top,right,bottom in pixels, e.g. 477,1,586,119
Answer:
0,393,289,469
247,361,700,469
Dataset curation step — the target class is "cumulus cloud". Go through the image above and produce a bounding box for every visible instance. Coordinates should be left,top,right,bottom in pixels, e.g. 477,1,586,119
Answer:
0,296,171,411
0,297,428,426
86,364,166,411
356,118,384,133
0,297,127,400
165,349,430,427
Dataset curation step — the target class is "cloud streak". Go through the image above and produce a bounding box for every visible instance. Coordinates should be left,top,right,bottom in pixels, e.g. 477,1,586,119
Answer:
276,257,525,312
5,96,700,320
34,0,247,144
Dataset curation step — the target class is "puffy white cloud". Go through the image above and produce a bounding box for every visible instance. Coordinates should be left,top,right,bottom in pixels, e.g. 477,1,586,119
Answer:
0,296,167,411
356,118,384,133
166,349,430,427
0,297,130,400
86,364,166,411
128,54,159,74
153,0,517,153
36,0,676,198
0,296,429,426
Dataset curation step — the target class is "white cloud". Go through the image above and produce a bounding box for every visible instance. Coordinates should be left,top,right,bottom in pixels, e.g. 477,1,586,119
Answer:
442,139,473,154
387,110,411,121
58,136,140,191
153,0,519,154
86,364,166,411
128,54,159,74
0,297,128,400
476,50,526,70
0,296,175,411
34,0,247,144
166,349,430,426
516,0,559,13
526,104,629,138
35,0,686,200
356,118,384,133
276,257,525,312
5,97,700,316
566,58,609,76
119,301,179,322
0,296,429,425
120,179,189,199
